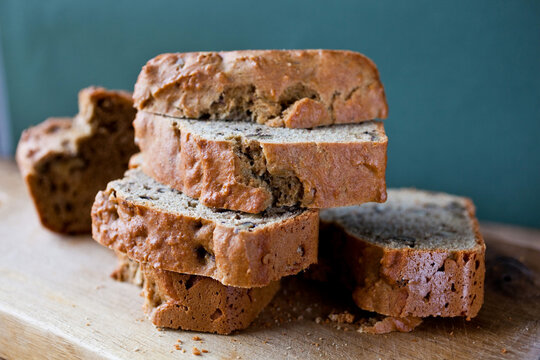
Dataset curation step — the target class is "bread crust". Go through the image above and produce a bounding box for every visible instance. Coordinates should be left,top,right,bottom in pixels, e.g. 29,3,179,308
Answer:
134,112,387,213
112,254,278,334
133,50,388,128
16,87,137,234
91,187,319,288
142,263,279,334
318,197,485,318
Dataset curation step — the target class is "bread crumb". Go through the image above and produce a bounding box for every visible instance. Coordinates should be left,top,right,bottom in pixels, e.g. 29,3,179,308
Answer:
174,344,182,351
193,347,201,356
315,317,322,324
192,336,202,341
177,339,183,344
328,311,355,324
202,349,208,353
501,348,507,354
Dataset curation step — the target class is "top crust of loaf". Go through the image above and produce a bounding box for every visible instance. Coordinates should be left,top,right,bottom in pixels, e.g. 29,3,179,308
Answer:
321,189,482,251
133,50,388,128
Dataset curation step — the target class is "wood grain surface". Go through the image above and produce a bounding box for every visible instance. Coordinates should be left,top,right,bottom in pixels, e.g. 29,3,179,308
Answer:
0,158,538,360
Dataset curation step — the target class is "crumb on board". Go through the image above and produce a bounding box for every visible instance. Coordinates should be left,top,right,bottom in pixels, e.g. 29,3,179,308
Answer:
501,348,507,354
328,311,355,324
202,349,209,353
193,347,202,356
192,335,202,341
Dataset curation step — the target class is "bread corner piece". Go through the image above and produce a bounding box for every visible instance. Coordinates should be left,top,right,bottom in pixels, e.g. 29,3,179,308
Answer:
133,50,388,128
16,87,137,234
317,189,485,319
92,168,319,288
112,253,279,334
135,112,387,213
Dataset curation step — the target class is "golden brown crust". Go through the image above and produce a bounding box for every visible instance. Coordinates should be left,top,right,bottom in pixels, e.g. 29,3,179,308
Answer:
134,112,387,213
16,87,137,234
141,263,279,334
111,253,278,334
133,50,388,128
91,188,319,288
317,198,485,318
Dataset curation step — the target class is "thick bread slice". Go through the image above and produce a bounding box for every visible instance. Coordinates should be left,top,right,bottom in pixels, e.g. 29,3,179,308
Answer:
112,253,278,334
91,169,319,287
133,50,388,128
317,189,485,318
16,87,138,234
134,112,387,214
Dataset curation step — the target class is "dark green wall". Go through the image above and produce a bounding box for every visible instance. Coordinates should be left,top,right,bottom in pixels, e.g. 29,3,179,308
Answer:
1,0,539,227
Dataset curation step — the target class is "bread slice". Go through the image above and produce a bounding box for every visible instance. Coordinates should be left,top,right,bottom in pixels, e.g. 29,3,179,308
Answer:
91,168,319,287
133,50,388,128
316,189,485,318
16,87,138,234
134,112,387,214
112,253,278,334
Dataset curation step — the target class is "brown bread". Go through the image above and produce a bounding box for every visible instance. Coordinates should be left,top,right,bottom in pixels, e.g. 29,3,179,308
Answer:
133,50,387,128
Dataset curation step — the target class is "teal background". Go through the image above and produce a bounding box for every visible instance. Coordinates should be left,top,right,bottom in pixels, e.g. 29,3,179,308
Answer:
0,0,539,227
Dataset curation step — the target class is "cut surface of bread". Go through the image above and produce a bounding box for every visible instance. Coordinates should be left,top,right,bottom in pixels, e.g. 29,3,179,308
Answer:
91,168,319,287
315,189,485,318
135,112,387,213
134,50,388,128
112,253,279,334
16,87,138,234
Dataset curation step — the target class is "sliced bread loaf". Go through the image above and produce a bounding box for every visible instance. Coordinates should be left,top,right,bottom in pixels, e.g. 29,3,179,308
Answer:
112,253,278,334
16,87,138,234
134,112,387,213
91,168,319,287
133,50,388,128
316,189,485,318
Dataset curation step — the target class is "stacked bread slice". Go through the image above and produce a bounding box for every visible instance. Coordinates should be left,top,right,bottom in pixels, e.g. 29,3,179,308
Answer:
90,49,485,334
91,50,391,334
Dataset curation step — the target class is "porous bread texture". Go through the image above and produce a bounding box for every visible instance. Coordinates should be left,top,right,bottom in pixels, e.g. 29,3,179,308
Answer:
112,253,279,334
133,50,388,128
16,87,138,234
91,168,319,287
316,189,485,318
134,112,387,213
111,252,144,286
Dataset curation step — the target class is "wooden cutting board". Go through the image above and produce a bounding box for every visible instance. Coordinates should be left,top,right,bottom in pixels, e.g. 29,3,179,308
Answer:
0,158,538,360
